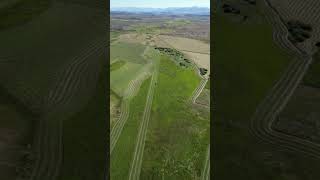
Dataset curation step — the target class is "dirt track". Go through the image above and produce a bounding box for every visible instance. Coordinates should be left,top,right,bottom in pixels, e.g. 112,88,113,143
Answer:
128,58,159,180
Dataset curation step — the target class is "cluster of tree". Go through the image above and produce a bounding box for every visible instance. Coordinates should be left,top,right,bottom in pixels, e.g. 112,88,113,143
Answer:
287,20,312,44
155,47,183,57
222,4,240,14
200,68,208,75
155,47,191,67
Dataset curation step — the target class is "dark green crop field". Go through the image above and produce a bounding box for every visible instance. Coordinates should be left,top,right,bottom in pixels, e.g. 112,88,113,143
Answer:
110,77,151,180
59,63,107,180
213,13,294,179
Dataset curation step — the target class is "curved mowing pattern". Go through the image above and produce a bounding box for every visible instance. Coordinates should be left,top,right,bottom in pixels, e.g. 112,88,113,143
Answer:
110,71,151,154
267,0,320,54
128,65,158,180
190,78,208,104
250,0,320,159
31,38,106,180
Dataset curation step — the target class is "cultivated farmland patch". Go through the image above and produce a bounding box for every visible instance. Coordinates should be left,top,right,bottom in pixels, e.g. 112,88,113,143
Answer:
159,35,210,54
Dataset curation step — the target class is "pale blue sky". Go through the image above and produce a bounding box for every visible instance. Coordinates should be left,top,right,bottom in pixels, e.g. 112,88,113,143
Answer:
111,0,210,8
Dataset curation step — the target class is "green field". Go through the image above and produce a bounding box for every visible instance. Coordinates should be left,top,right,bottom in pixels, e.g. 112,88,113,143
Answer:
110,60,126,71
111,42,147,64
140,55,209,180
213,13,294,179
0,2,105,109
110,31,121,43
110,62,152,96
110,77,151,180
59,64,107,180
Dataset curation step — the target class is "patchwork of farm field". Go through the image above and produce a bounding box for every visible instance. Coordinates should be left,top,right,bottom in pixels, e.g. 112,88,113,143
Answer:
110,11,210,180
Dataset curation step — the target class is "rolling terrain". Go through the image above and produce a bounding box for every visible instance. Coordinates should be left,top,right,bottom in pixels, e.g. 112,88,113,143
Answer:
110,11,210,180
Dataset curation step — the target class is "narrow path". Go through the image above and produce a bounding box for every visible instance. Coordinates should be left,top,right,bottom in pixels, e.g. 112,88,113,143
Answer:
128,60,159,180
110,70,151,154
190,78,208,104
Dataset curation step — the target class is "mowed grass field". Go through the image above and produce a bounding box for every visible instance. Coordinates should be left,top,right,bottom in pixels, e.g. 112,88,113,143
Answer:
110,42,147,64
140,55,209,180
212,13,304,179
110,61,152,96
0,2,105,109
110,77,151,180
59,63,107,180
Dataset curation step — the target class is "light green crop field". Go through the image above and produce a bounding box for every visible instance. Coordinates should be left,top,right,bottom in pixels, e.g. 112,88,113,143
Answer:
111,42,147,64
140,55,209,180
110,77,151,180
110,31,121,43
110,60,126,71
110,61,152,96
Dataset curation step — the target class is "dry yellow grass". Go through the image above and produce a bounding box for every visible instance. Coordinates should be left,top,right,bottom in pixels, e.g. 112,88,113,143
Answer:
118,33,148,45
159,35,210,54
182,51,210,74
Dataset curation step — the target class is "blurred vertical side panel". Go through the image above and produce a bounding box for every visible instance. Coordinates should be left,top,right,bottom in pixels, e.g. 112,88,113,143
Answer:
0,0,109,180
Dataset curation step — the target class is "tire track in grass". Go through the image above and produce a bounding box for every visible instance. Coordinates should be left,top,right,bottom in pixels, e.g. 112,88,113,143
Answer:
128,61,158,180
249,0,320,159
190,78,208,104
201,145,210,180
110,70,151,154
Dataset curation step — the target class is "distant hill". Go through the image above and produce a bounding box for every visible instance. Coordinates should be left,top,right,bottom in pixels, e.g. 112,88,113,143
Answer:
110,7,210,15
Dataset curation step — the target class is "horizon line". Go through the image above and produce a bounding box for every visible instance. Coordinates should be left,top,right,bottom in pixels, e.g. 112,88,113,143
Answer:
111,6,210,9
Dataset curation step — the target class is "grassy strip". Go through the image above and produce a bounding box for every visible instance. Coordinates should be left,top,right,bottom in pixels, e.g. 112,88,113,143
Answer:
110,77,151,180
0,0,51,30
59,64,107,180
110,60,126,71
111,42,147,64
212,13,297,179
140,55,209,180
